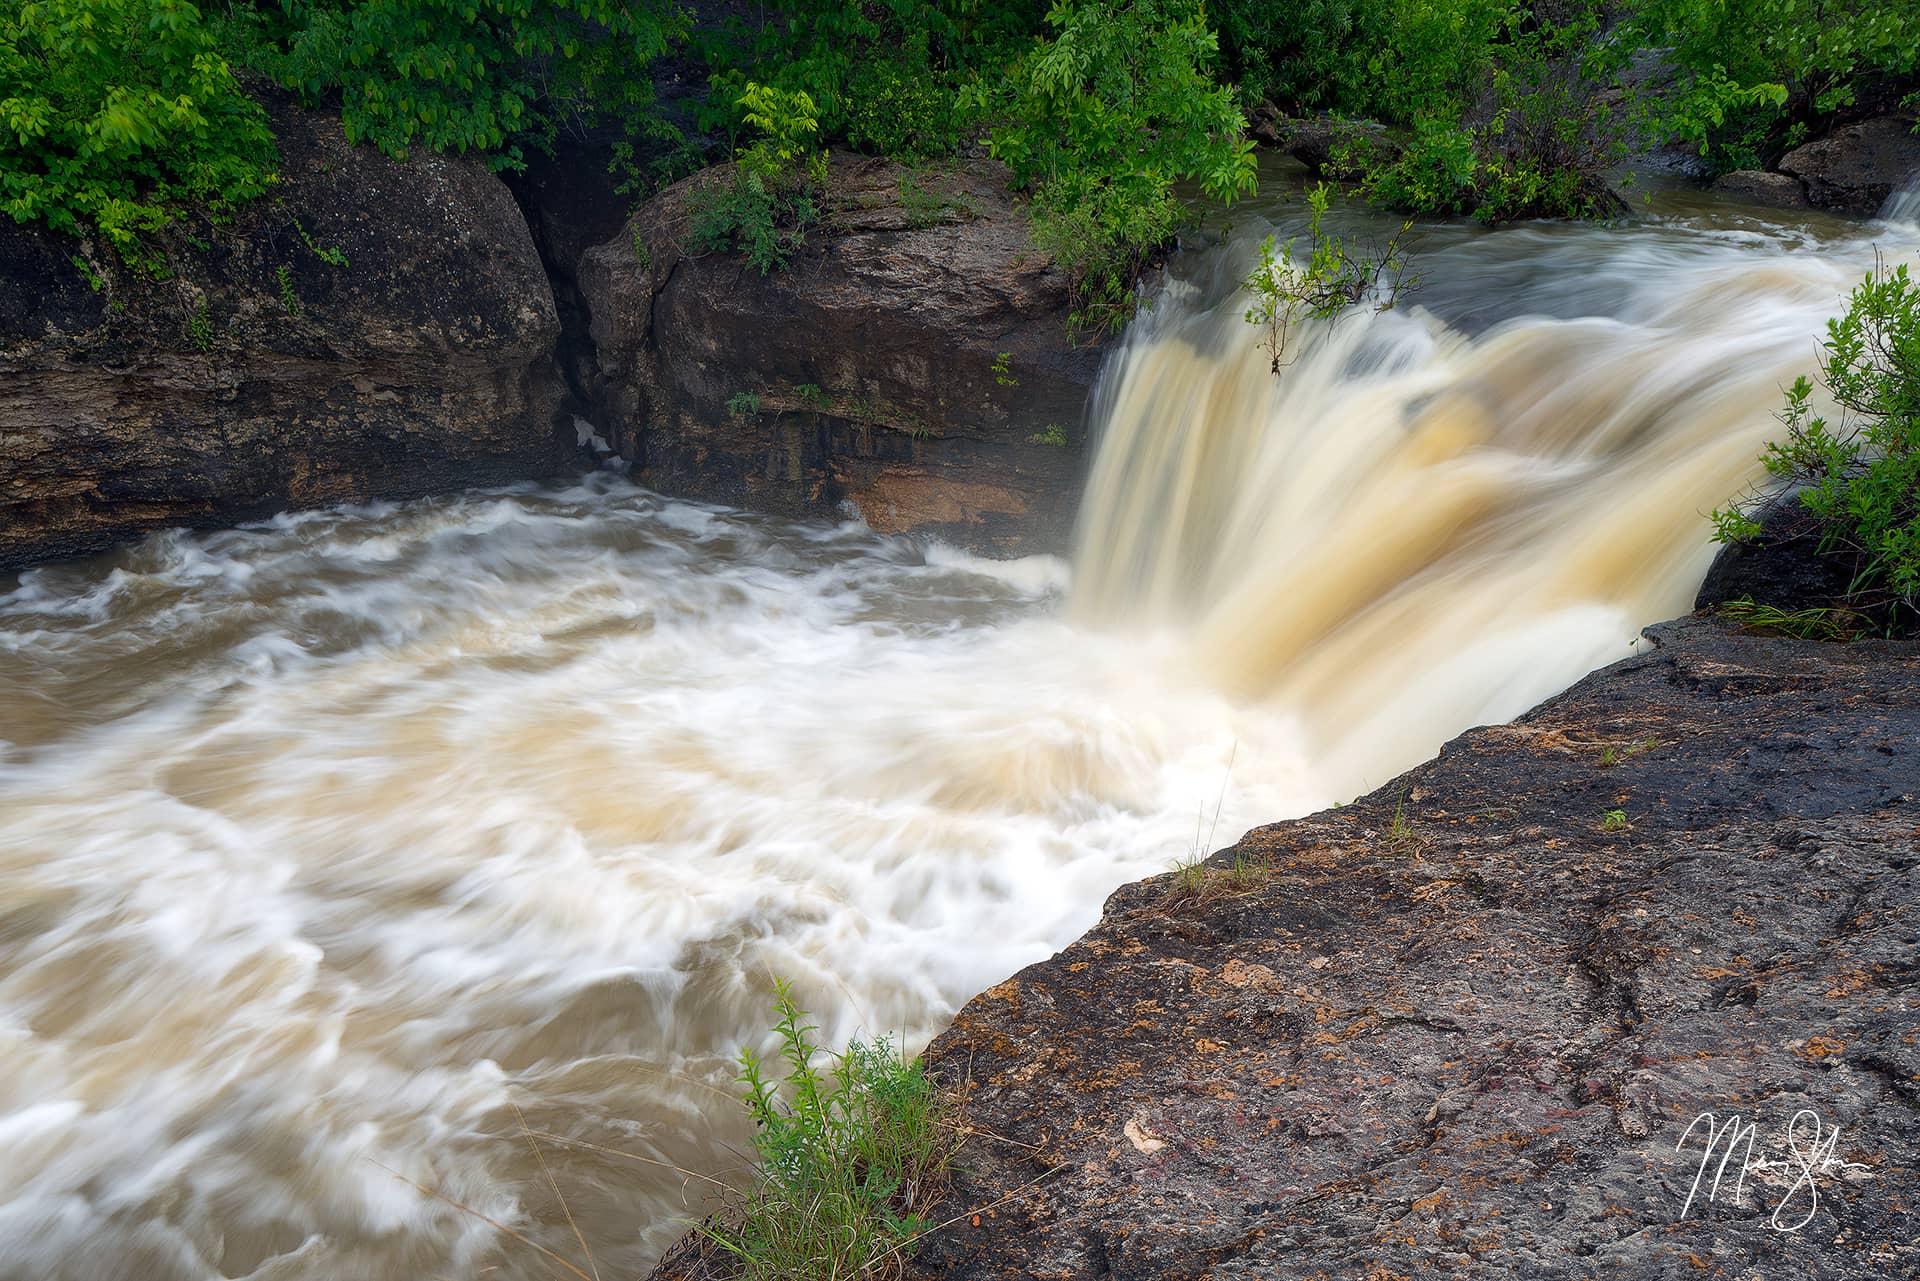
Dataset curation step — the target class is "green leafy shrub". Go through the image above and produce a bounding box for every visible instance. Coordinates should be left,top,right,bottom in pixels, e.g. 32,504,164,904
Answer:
1337,3,1636,222
696,980,960,1281
727,390,762,418
977,0,1256,336
692,1,1034,155
843,59,961,160
689,82,825,275
1629,0,1920,173
237,0,687,171
0,0,277,252
1241,183,1410,370
1715,262,1920,618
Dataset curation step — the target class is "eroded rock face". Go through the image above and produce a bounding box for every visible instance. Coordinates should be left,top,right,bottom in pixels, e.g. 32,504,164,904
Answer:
1779,117,1920,215
0,102,567,570
577,154,1103,553
896,618,1920,1280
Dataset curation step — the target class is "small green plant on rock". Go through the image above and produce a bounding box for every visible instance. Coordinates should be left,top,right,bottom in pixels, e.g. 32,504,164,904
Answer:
1243,183,1411,374
990,351,1018,387
795,383,830,409
695,979,961,1281
1600,809,1629,833
1383,792,1424,855
1598,738,1658,768
1716,596,1870,642
293,217,348,269
1028,423,1070,448
276,264,299,316
728,391,762,418
187,300,214,352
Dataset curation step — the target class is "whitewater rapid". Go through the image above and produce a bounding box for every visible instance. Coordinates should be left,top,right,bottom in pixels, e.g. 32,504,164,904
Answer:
1,182,1916,1280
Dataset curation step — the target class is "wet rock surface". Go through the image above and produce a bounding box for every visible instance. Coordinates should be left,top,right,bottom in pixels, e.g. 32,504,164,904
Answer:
0,101,567,571
577,153,1102,553
901,617,1920,1280
1779,117,1920,216
1710,170,1813,211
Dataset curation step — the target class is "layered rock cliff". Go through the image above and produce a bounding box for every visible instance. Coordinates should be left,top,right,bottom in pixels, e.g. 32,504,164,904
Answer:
0,103,568,571
577,154,1104,553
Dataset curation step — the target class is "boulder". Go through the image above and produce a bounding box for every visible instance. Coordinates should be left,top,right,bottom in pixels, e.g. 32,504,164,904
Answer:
1250,108,1402,174
891,617,1920,1280
577,154,1105,553
1694,498,1857,613
1710,168,1812,211
0,100,568,571
1779,117,1920,215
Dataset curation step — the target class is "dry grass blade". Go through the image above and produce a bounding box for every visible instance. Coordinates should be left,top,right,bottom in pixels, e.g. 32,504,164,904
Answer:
511,1099,602,1281
369,1159,595,1281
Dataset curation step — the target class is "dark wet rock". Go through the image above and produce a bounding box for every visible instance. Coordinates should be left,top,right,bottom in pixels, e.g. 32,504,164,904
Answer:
1250,108,1402,174
1711,169,1813,211
892,616,1920,1281
577,154,1104,554
0,100,567,572
1779,117,1920,216
1695,500,1858,614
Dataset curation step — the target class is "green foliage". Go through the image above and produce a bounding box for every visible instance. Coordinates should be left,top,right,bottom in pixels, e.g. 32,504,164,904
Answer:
1600,809,1629,833
187,297,214,349
1028,422,1069,447
689,82,823,275
693,1,1031,159
699,980,959,1281
1212,0,1505,121
0,0,277,252
727,390,762,418
1630,0,1920,172
975,0,1256,336
1716,262,1920,614
990,351,1017,387
1241,183,1410,371
275,262,297,314
292,215,347,267
238,0,688,171
795,382,830,409
1334,3,1636,222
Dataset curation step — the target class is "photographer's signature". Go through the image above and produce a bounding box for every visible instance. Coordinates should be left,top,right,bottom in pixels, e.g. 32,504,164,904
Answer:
1677,1110,1873,1232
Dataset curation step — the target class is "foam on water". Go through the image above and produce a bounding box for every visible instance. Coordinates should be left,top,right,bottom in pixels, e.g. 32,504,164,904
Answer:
2,194,1916,1280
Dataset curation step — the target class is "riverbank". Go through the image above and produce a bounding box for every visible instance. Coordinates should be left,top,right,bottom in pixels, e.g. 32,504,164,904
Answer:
880,613,1919,1280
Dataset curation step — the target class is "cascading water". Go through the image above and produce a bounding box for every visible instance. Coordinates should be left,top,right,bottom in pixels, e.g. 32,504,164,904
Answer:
1072,201,1916,782
1,184,1915,1281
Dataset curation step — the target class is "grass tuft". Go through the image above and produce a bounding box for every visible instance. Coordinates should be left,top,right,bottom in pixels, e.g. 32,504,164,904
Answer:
691,979,962,1281
1717,596,1870,642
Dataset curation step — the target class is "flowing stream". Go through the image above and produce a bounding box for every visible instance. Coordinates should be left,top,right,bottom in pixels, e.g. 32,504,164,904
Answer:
2,178,1916,1281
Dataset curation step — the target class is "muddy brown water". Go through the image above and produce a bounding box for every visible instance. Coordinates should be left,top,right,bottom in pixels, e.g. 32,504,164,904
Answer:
2,181,1915,1280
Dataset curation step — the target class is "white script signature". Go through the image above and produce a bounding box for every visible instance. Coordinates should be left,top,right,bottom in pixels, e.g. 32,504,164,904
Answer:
1676,1110,1873,1232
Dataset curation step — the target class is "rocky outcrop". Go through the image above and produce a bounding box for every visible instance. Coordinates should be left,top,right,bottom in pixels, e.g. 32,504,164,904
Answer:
1710,169,1813,211
1780,117,1920,216
0,102,568,571
1694,501,1858,614
577,155,1102,553
894,617,1920,1280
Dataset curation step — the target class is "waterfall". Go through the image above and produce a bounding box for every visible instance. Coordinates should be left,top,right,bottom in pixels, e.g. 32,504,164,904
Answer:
1072,215,1914,781
1883,178,1920,226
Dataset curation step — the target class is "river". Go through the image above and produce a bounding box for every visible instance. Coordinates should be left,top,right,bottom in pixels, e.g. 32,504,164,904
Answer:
1,177,1915,1280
